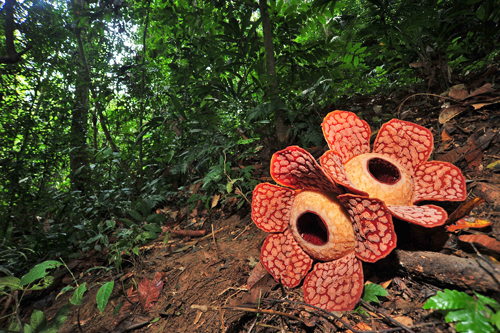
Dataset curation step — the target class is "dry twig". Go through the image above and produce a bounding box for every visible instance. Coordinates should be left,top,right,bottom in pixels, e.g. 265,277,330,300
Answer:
359,299,415,333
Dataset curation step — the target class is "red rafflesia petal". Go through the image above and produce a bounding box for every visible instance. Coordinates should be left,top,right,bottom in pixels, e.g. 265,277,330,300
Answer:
373,119,433,175
413,161,467,203
303,252,363,311
251,183,295,233
260,230,313,288
338,194,397,263
321,111,371,163
270,146,341,193
320,150,369,196
387,204,448,227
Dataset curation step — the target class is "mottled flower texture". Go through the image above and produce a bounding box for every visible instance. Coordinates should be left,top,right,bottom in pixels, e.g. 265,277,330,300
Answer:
251,111,466,312
320,111,466,228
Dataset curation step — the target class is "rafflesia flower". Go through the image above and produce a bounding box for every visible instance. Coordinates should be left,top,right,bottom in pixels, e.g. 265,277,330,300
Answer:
320,110,467,227
252,146,398,311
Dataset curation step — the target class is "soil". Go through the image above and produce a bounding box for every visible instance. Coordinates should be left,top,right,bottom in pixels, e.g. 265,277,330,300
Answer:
8,69,500,333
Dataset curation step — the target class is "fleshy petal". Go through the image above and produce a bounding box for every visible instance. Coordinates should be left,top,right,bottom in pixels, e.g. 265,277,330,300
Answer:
413,161,467,203
338,194,397,263
303,252,363,311
320,150,369,196
260,230,313,288
373,119,433,175
321,111,371,163
251,183,295,233
270,146,341,193
388,204,448,227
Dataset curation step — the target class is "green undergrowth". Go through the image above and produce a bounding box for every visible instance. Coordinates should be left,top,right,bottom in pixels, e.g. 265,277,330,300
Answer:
424,289,500,333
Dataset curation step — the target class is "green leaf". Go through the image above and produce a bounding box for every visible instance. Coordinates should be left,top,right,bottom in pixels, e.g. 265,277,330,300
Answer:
97,281,114,315
163,231,170,244
475,292,499,310
70,283,87,305
128,209,144,222
30,309,47,332
39,303,70,333
423,289,497,333
20,261,62,287
490,311,500,330
113,301,124,316
0,276,21,291
447,308,494,333
57,285,75,300
362,283,387,304
29,276,54,291
23,324,33,333
121,218,136,227
423,289,475,310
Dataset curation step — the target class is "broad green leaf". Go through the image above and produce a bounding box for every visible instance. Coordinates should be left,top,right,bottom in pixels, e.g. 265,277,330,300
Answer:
57,285,75,300
121,218,136,227
29,276,54,291
70,283,87,305
446,308,494,333
113,301,124,316
97,281,114,315
362,283,387,304
143,223,162,233
424,289,499,333
39,303,70,333
128,209,144,222
490,311,500,330
475,292,500,311
0,276,21,291
30,309,47,332
423,289,475,310
20,261,62,286
22,324,33,333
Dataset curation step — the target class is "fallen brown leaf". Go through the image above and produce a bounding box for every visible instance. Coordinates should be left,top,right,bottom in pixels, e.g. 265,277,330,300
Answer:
211,194,220,208
441,128,453,142
393,316,414,327
246,262,269,290
114,286,138,326
446,197,486,224
459,234,500,253
138,272,165,311
449,88,469,100
438,105,466,124
346,322,372,333
466,83,493,99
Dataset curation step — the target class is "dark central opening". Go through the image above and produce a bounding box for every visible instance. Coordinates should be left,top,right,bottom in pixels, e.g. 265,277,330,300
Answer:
368,157,401,185
297,212,328,246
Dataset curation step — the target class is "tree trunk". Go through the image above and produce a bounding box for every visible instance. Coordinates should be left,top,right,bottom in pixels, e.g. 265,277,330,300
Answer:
70,27,91,193
258,0,287,146
138,4,151,189
0,0,31,64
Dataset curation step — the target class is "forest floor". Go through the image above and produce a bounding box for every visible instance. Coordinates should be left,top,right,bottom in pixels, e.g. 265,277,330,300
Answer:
14,71,500,333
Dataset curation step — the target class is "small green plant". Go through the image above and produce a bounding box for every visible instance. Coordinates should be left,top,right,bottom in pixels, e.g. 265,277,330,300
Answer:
355,283,388,316
423,289,500,333
0,260,116,332
0,261,69,332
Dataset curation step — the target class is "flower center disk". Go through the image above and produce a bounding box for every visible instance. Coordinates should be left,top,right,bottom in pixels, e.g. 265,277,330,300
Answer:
297,213,328,246
289,190,355,261
368,157,400,185
344,153,414,206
